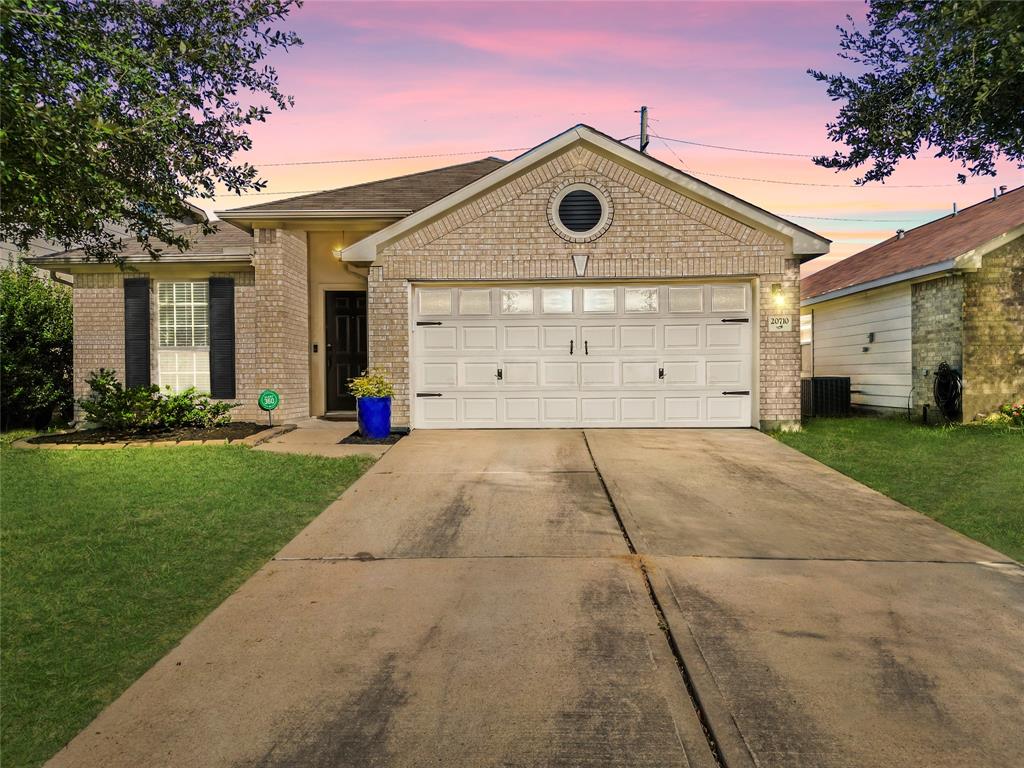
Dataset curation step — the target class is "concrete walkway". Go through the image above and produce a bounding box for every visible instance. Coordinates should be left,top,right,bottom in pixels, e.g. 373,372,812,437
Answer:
47,429,1023,768
254,418,394,459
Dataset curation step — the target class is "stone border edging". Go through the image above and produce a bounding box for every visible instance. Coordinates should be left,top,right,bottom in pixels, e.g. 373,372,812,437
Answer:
10,424,296,451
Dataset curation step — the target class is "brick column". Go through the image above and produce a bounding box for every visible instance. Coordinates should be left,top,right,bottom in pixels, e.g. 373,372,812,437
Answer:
758,257,802,430
367,268,411,426
253,228,310,422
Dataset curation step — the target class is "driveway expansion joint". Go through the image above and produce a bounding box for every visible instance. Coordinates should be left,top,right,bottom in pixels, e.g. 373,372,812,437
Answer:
583,431,729,768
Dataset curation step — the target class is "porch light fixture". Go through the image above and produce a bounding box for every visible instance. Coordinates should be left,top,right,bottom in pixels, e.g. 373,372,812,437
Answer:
771,283,786,307
332,246,344,261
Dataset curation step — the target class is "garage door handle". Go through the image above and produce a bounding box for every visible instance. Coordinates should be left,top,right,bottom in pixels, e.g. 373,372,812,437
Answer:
721,390,750,396
416,392,443,398
584,340,589,355
659,368,665,380
496,368,503,380
721,318,749,323
569,339,574,355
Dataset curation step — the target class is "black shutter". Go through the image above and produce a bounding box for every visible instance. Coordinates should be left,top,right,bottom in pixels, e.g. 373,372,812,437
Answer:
208,277,236,399
123,278,150,387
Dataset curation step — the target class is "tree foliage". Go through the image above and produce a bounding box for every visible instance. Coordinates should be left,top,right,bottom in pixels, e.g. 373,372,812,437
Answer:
0,263,73,429
0,0,301,262
810,0,1024,183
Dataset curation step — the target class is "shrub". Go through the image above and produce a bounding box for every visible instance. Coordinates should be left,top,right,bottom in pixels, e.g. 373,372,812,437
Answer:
999,401,1024,427
78,369,237,431
0,263,73,429
348,371,394,399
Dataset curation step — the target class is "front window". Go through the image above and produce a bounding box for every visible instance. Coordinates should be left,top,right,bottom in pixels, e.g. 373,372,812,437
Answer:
157,282,210,392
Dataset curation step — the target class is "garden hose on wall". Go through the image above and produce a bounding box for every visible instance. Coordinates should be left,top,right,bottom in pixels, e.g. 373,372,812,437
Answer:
933,361,962,421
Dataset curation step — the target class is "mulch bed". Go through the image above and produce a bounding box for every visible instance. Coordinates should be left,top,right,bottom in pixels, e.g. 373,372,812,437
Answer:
338,432,405,445
29,422,267,445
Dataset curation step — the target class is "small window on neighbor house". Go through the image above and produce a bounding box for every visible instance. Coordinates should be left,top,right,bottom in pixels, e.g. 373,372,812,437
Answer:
157,282,210,392
801,313,813,345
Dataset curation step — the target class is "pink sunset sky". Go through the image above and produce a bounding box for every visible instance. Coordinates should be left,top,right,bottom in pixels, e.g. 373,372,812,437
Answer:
210,0,1023,273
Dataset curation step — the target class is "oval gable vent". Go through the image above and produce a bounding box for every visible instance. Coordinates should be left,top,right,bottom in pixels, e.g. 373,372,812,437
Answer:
558,190,603,233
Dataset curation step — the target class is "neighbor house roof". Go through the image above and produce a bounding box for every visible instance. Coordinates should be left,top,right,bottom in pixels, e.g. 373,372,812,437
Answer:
218,157,507,218
341,124,831,263
27,221,254,267
802,185,1024,304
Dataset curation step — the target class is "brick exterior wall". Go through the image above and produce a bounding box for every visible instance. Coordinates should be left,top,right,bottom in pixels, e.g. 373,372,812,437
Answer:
72,272,128,420
252,228,310,422
962,237,1024,418
369,145,801,429
911,275,964,414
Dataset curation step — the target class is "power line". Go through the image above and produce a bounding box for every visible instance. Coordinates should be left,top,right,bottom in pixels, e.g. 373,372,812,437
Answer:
259,147,532,168
655,134,815,158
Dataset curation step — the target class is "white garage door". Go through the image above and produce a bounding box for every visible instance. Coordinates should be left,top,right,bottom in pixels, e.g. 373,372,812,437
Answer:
411,283,753,428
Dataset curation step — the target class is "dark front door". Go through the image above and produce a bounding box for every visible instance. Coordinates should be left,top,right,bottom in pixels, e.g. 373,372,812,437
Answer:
325,291,367,412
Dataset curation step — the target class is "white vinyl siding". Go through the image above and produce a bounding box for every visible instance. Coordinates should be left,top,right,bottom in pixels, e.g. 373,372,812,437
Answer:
157,282,210,393
808,284,912,411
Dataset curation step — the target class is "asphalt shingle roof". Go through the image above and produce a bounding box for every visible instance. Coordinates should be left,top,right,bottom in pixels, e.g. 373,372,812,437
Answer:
222,157,507,214
802,185,1024,301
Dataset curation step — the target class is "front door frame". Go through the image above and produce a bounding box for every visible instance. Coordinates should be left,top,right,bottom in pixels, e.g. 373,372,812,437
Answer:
325,290,368,413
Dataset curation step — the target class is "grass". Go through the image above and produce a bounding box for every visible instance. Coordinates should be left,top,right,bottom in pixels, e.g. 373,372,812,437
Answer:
0,437,374,768
774,417,1024,562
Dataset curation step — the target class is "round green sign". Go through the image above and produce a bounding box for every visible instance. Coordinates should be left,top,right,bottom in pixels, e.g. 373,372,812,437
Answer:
258,389,280,411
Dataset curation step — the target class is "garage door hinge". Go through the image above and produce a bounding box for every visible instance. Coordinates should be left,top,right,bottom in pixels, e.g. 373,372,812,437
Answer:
416,392,443,398
721,390,750,396
721,318,749,323
416,321,443,326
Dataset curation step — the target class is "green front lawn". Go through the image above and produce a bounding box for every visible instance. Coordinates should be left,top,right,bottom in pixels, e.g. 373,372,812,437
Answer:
775,418,1024,562
1,440,373,768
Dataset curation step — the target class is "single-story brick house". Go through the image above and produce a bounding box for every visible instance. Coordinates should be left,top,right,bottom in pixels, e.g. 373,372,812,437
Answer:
33,125,831,430
800,185,1024,420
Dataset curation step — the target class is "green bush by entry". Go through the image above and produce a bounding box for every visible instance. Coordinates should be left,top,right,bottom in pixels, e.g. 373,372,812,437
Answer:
0,263,73,429
79,369,237,431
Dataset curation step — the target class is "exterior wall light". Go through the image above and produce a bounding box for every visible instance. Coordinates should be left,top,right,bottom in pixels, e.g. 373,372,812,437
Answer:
771,282,786,307
332,246,344,261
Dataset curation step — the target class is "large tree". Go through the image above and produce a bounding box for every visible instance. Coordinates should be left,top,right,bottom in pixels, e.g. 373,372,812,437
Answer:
810,0,1024,183
0,0,301,262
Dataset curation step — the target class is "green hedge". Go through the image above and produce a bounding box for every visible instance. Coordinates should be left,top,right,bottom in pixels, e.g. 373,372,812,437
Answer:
0,263,73,429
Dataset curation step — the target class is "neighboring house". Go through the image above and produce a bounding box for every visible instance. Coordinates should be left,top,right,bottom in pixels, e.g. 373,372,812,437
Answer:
30,124,830,429
800,186,1024,420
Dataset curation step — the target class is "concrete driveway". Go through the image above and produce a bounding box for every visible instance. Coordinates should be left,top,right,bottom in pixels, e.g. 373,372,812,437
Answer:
47,429,1023,768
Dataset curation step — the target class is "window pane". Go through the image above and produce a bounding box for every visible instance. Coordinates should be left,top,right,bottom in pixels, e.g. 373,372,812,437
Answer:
458,289,490,315
542,288,573,313
800,313,813,345
711,284,747,312
583,287,615,312
668,286,703,313
500,289,534,314
158,281,210,349
418,289,452,315
625,287,659,313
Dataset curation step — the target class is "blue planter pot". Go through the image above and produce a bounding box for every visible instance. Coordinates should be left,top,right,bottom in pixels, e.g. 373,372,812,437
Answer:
357,396,392,439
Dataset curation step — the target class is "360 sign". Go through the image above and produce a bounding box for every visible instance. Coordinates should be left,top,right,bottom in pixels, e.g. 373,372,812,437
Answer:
258,389,280,425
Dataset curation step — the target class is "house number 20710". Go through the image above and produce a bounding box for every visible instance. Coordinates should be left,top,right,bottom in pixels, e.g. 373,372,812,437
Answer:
768,316,792,332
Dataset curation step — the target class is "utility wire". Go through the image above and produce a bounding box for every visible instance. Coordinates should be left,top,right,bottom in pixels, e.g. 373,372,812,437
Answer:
655,134,815,158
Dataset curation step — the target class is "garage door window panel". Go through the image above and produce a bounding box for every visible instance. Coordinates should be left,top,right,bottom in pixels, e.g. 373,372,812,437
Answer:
500,289,534,314
625,287,659,313
419,289,452,316
542,288,573,314
583,287,616,313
